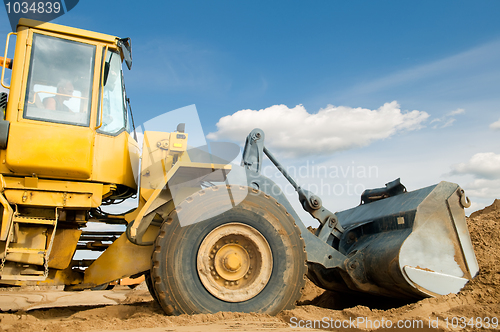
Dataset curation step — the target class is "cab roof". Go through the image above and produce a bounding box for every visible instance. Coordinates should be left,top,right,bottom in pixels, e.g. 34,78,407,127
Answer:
18,18,118,45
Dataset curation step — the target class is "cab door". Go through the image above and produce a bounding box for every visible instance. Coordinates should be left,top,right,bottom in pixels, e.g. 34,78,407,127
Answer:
5,30,99,180
92,49,139,190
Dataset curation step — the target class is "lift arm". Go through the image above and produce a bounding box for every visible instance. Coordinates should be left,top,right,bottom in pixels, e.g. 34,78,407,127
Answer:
241,128,344,237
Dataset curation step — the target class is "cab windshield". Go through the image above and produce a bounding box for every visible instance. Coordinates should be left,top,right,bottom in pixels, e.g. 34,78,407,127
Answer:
23,33,95,126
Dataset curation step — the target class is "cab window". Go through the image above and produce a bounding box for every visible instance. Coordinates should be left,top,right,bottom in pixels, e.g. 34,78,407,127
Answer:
97,50,127,135
23,33,95,126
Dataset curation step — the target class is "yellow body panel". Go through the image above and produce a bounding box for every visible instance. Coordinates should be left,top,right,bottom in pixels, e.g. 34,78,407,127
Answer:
140,131,178,201
6,122,94,179
2,176,106,208
83,227,158,286
47,228,81,269
92,131,139,191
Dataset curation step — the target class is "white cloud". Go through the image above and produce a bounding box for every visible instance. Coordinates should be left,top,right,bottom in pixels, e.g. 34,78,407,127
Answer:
464,179,500,199
450,152,500,180
490,118,500,130
207,101,429,158
441,118,456,128
341,40,500,97
431,108,464,129
449,153,500,207
447,108,465,116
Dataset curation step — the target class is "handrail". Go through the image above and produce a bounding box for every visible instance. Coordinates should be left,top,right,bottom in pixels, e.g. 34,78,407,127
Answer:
1,33,16,89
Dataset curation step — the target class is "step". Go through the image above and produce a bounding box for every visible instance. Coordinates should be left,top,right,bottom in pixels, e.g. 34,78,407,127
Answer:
13,216,56,226
6,247,46,255
0,275,46,281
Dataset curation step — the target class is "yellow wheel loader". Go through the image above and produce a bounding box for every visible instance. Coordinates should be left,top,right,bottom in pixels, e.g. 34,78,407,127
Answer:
0,19,478,315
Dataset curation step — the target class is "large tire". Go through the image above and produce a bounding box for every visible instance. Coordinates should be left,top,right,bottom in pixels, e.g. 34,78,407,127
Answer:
151,185,307,315
145,272,160,305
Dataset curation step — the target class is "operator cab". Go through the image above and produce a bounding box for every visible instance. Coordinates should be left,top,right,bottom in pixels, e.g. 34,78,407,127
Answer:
0,19,139,195
22,25,134,136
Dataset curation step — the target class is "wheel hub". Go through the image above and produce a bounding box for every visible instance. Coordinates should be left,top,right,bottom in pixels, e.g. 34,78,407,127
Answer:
221,248,243,271
223,252,240,271
197,223,273,302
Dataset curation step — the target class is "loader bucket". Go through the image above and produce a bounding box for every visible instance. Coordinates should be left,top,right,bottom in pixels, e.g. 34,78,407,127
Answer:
316,181,479,299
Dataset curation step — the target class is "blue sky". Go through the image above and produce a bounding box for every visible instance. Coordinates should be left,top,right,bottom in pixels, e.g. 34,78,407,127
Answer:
1,1,500,221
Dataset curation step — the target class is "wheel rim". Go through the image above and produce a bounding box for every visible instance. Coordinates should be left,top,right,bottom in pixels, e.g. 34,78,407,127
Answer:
197,222,273,302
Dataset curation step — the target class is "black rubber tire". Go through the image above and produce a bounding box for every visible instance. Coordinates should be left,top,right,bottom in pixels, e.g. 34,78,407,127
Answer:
151,185,307,315
145,271,161,306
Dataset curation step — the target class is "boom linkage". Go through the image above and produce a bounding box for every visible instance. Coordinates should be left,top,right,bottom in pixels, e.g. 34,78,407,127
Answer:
241,128,344,239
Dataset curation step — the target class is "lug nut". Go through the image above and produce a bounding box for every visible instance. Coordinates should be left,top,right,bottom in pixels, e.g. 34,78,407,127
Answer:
211,271,216,276
212,249,217,254
244,275,248,279
235,280,239,285
210,255,214,259
230,282,234,286
215,245,220,249
224,281,229,286
215,276,220,280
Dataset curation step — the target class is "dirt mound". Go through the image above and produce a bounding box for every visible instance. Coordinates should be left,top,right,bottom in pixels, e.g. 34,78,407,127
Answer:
470,198,500,218
460,200,500,304
1,200,499,331
298,279,325,303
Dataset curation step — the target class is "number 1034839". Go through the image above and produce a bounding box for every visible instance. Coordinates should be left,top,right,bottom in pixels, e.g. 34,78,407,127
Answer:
5,1,61,14
444,317,498,329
